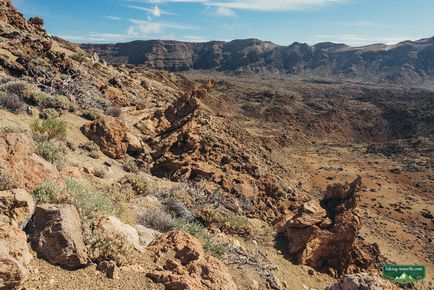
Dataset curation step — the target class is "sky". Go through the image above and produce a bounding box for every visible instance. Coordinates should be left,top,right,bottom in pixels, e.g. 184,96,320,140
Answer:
12,0,434,46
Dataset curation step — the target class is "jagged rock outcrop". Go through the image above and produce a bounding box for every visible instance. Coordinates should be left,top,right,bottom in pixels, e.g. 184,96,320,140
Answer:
29,204,89,269
81,117,143,159
284,177,379,276
136,81,294,221
0,221,32,289
0,189,35,229
82,37,434,87
327,273,398,290
0,133,62,190
146,230,237,290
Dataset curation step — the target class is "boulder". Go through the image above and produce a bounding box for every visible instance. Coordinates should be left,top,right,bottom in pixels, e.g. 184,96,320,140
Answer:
29,204,89,269
0,133,62,190
284,177,379,276
125,133,143,155
147,230,237,290
96,260,119,279
0,221,32,289
134,224,161,246
96,216,144,252
81,117,129,159
0,189,35,229
327,273,398,290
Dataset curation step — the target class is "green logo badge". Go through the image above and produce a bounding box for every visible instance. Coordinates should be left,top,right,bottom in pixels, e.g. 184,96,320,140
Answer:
382,264,426,285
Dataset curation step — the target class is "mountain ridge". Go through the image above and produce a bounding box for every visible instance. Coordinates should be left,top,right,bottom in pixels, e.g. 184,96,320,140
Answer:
81,36,434,87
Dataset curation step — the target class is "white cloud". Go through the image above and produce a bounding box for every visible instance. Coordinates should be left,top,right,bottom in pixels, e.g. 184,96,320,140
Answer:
102,15,122,21
215,6,236,16
207,0,347,11
127,19,196,36
153,6,161,16
126,0,347,11
125,5,173,16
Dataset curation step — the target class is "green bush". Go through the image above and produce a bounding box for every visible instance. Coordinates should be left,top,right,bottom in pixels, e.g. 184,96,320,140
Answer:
35,140,66,169
30,117,67,140
65,179,115,222
0,167,17,191
32,181,61,204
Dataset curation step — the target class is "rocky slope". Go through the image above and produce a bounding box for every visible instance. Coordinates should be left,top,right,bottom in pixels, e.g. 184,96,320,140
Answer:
0,0,433,289
81,36,434,87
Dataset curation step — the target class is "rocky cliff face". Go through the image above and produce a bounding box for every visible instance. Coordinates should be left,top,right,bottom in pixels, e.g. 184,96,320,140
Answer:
81,37,434,87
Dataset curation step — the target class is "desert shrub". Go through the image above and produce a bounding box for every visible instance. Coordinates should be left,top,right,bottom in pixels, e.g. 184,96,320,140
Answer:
98,183,134,224
123,160,139,173
105,106,122,117
0,125,25,134
66,141,78,151
221,213,251,236
40,95,72,111
86,230,136,267
172,219,225,257
164,197,194,221
0,75,14,85
93,168,107,179
0,92,25,112
1,81,32,99
30,117,67,140
35,140,66,169
197,207,251,236
88,150,101,159
32,181,62,204
120,174,148,195
65,179,115,222
39,108,60,119
71,52,87,63
139,207,174,232
0,167,17,191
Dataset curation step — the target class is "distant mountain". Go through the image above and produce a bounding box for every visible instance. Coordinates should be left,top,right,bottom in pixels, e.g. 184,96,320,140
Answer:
81,37,434,87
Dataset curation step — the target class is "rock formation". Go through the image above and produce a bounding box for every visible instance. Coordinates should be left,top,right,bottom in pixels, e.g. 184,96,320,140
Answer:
81,37,434,87
284,177,380,276
0,133,62,190
147,231,237,290
0,189,35,229
96,216,144,253
81,117,130,159
0,188,34,289
29,204,89,269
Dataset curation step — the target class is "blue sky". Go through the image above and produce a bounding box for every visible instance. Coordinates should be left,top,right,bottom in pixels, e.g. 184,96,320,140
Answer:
13,0,434,46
